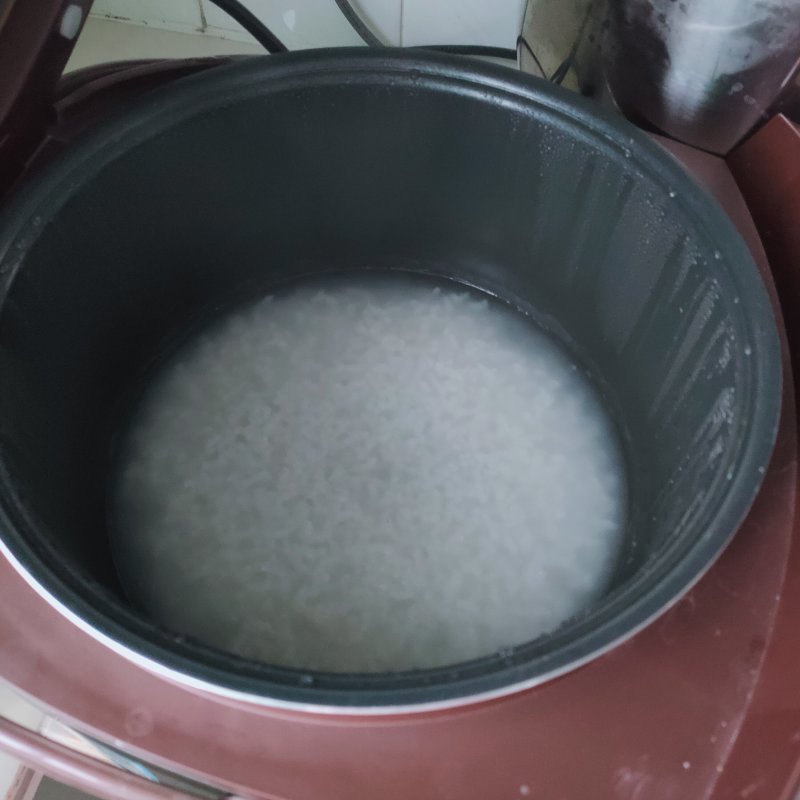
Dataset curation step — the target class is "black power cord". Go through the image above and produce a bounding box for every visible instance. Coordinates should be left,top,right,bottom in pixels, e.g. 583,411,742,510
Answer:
334,0,518,61
205,0,288,53
205,0,517,62
333,0,385,47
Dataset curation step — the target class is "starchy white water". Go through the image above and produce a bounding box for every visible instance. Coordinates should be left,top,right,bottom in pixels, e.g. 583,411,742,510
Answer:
112,275,627,673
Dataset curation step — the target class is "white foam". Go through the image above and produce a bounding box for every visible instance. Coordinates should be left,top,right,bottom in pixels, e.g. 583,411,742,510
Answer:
112,276,626,673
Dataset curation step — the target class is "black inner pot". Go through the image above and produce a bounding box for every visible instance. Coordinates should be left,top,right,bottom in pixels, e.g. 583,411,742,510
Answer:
0,50,781,710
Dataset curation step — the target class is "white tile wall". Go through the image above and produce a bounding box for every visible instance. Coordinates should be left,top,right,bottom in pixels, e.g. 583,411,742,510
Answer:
90,0,204,33
200,0,401,47
66,16,263,71
201,0,357,48
401,0,526,48
89,1,524,50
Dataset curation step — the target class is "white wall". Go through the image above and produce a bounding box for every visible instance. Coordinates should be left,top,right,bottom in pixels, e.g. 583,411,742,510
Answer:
89,0,526,49
89,0,206,34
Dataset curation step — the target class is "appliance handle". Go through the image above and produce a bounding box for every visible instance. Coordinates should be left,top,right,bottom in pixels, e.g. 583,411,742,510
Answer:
0,713,239,800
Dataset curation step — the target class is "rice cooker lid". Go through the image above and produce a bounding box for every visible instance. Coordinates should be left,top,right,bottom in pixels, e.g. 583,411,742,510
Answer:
0,0,91,192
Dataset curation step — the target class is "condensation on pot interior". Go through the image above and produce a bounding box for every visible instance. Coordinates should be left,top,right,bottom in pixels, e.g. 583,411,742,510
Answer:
611,235,746,558
110,273,629,674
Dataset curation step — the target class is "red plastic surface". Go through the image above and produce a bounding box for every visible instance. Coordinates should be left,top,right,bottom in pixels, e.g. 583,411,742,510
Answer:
0,119,797,799
722,115,800,800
